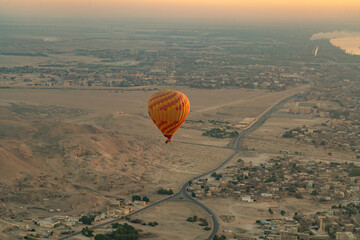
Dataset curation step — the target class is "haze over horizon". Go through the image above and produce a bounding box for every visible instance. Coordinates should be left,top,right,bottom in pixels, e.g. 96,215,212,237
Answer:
0,0,359,25
2,1,360,240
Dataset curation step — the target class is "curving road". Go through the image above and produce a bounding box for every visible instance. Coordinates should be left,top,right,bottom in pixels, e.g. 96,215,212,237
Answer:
174,94,296,240
57,94,296,240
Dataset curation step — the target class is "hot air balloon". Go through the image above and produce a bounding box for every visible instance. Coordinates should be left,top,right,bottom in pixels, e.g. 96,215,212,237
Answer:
148,90,190,143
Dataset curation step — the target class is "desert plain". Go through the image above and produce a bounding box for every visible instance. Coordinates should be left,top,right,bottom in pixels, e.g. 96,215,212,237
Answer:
0,85,312,239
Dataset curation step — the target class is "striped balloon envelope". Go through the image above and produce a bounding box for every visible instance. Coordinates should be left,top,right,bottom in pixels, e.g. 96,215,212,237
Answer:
148,90,190,143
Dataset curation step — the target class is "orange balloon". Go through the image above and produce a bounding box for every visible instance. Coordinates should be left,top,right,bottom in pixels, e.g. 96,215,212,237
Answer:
148,90,190,143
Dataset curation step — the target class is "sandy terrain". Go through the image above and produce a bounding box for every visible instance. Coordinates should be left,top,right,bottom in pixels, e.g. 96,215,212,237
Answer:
203,197,334,239
0,85,306,142
0,85,307,239
110,201,212,240
56,201,213,240
0,56,49,67
28,201,212,240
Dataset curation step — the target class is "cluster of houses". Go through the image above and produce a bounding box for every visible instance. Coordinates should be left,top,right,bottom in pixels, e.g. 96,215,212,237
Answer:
18,198,147,238
0,58,312,90
188,157,360,203
256,216,358,240
188,157,360,239
173,64,308,90
304,65,360,123
298,206,360,240
283,120,360,154
256,219,302,240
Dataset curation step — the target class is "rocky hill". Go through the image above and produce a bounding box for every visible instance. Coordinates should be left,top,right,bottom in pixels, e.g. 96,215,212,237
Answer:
0,103,165,217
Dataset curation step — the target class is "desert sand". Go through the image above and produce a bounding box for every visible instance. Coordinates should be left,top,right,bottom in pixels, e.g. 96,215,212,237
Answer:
0,85,306,239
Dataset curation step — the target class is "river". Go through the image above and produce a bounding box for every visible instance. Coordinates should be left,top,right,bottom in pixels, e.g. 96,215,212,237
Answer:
330,36,360,55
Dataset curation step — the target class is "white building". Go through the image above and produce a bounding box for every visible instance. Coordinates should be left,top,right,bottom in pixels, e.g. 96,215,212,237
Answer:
242,195,254,203
37,218,60,228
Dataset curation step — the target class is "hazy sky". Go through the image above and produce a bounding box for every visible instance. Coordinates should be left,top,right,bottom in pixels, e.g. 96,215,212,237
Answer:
1,0,359,24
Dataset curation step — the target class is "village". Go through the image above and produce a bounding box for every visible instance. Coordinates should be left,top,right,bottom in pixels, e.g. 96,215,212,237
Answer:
1,197,150,239
0,58,312,91
282,70,360,157
282,121,360,156
187,156,360,239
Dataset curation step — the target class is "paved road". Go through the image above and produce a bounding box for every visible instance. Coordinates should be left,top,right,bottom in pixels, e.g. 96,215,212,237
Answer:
180,94,296,240
57,94,296,240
